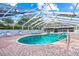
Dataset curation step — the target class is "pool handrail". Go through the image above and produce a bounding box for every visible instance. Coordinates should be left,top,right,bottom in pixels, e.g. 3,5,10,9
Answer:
55,32,67,41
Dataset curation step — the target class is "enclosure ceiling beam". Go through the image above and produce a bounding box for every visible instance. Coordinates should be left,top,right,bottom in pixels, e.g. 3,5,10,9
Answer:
70,3,78,20
47,16,79,22
0,4,17,24
21,3,48,30
2,4,17,18
47,3,78,21
22,11,42,29
47,3,55,16
37,23,46,28
32,21,45,28
63,3,79,26
47,3,79,26
29,17,43,27
22,3,48,28
22,9,43,26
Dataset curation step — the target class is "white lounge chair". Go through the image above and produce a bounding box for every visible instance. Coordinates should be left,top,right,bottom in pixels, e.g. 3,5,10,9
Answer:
0,32,5,37
5,31,13,37
17,31,23,35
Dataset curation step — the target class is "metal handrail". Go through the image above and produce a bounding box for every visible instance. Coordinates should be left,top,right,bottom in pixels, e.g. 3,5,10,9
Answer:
56,33,67,41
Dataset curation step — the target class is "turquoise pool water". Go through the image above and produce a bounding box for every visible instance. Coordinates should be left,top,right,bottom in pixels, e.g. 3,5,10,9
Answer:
18,33,67,45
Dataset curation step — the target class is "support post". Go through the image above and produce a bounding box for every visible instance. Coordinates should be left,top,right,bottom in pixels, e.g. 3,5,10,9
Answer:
67,32,70,50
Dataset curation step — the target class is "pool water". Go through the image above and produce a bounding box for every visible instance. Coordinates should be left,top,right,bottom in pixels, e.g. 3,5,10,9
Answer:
17,33,67,45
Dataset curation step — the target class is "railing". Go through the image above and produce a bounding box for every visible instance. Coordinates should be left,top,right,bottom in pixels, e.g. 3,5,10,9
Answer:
55,32,67,41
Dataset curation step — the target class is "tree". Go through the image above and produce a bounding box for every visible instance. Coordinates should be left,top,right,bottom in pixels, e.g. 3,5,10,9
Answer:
2,18,14,24
58,14,76,17
0,21,4,26
17,15,30,25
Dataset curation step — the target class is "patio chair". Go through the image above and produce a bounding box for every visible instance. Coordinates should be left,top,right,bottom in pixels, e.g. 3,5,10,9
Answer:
0,32,5,38
17,31,23,35
5,31,13,37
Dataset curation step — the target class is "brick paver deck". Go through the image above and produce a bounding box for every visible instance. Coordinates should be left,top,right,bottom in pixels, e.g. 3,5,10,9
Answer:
0,33,79,56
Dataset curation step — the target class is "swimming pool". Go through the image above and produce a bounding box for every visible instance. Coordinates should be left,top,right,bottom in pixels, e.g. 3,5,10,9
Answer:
17,33,67,45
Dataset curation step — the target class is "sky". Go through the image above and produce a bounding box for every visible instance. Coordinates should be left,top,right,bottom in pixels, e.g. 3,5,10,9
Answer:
0,3,79,23
9,3,79,23
0,3,79,13
0,3,79,14
14,3,79,12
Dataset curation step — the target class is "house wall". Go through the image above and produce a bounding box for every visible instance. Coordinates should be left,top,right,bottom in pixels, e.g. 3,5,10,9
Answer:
44,27,74,32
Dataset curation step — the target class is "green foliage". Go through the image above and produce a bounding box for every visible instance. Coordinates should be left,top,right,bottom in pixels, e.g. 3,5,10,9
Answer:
0,22,5,29
0,24,12,29
2,18,14,24
0,15,43,30
0,24,30,30
58,14,76,17
14,25,22,29
25,16,42,26
4,25,13,29
0,22,4,26
17,15,30,25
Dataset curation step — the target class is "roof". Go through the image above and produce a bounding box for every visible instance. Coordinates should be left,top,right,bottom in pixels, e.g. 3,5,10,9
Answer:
43,22,75,28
